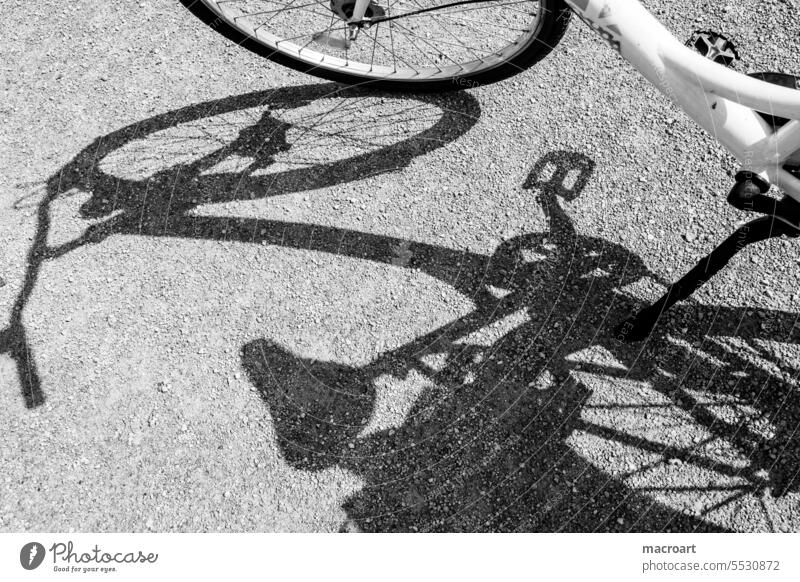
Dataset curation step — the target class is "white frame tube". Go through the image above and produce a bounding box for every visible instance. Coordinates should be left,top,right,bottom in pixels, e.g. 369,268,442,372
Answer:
564,0,800,200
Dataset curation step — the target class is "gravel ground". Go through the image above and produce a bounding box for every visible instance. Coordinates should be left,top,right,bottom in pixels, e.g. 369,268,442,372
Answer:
1,0,800,532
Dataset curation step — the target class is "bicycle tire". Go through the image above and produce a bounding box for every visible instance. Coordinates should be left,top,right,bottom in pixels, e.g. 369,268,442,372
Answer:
178,0,572,91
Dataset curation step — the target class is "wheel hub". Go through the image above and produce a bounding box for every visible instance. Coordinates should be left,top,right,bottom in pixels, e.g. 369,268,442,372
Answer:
330,0,385,22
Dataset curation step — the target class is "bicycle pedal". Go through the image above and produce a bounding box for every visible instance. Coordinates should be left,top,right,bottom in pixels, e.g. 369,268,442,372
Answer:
687,31,739,67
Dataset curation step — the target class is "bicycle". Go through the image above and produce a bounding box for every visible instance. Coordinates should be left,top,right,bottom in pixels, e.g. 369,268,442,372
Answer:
182,0,800,340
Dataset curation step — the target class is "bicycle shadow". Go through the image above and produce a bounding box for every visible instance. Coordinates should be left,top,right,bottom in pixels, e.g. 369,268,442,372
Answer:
5,83,798,530
242,152,800,531
2,82,480,409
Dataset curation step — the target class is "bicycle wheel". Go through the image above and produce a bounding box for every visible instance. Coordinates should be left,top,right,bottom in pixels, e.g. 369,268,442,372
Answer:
179,0,571,91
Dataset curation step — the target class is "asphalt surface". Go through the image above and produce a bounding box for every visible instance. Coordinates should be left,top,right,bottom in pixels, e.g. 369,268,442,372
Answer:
1,0,800,532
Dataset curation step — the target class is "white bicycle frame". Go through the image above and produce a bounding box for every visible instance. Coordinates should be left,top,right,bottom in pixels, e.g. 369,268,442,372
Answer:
563,0,800,200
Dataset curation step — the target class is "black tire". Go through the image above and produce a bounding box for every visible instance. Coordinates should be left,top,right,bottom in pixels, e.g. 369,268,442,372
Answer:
178,0,572,92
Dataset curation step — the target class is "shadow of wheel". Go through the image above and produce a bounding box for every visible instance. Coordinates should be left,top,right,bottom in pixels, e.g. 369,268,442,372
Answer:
4,82,481,409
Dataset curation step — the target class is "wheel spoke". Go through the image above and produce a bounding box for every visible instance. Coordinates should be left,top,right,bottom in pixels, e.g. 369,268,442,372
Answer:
202,0,552,81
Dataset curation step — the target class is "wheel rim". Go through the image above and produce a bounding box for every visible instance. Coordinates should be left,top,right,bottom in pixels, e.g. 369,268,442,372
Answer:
199,0,550,81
